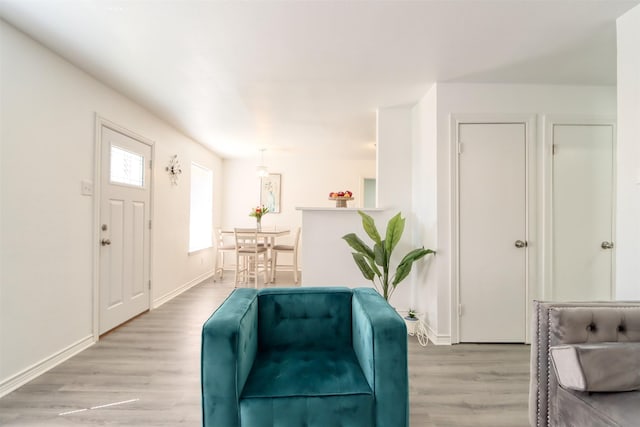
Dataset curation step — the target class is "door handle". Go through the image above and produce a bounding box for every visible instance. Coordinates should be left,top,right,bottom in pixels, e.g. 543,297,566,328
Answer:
514,240,527,248
601,241,614,250
101,238,111,246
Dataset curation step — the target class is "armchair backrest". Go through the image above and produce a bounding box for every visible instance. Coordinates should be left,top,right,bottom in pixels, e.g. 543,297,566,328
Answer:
257,287,353,351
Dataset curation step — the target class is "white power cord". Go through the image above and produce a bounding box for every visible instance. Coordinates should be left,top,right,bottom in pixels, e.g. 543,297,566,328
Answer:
415,318,429,346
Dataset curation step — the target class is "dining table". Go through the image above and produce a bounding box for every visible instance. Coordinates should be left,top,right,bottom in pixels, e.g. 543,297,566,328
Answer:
219,227,291,283
220,227,290,247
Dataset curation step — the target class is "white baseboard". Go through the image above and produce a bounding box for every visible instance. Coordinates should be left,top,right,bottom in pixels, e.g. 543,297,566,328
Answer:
425,323,452,345
152,271,214,309
1,273,213,399
0,334,95,398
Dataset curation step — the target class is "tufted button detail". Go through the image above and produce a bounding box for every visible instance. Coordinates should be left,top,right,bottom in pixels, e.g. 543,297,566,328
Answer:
618,324,626,332
586,323,597,332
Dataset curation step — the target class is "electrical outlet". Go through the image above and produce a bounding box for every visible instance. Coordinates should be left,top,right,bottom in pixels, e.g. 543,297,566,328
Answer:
81,180,93,196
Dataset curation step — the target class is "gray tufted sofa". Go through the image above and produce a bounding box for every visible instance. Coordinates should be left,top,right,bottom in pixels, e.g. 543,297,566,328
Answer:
530,300,640,427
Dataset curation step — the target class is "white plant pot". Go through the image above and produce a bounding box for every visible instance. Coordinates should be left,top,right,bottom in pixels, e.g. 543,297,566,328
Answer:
404,317,419,336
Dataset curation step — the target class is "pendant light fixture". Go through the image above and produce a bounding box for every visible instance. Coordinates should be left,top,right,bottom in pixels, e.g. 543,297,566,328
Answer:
256,148,269,178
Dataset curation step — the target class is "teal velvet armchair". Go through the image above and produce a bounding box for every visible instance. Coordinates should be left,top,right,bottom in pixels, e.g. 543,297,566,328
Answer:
201,287,408,427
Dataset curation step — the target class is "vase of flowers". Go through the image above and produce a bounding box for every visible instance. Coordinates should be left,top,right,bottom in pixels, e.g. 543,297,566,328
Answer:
249,205,269,230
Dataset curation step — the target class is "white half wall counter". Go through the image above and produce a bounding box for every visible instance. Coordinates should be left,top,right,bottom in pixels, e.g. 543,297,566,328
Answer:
296,207,389,288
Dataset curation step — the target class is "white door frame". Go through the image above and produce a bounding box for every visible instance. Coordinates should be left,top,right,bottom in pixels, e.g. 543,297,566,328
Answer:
450,114,537,344
542,115,617,301
93,115,155,341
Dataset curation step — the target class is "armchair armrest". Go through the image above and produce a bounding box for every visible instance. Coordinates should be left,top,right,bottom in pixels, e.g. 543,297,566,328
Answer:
352,288,408,427
201,288,259,427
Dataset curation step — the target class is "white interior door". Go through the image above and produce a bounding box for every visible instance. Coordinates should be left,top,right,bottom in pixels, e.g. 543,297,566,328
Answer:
459,123,527,342
552,124,614,301
99,126,151,334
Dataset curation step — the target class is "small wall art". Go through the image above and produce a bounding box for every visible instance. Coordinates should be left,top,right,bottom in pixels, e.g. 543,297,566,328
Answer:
260,173,281,213
165,154,182,185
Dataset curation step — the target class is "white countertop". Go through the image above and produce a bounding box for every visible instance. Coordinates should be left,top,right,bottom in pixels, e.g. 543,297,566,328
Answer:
295,207,385,212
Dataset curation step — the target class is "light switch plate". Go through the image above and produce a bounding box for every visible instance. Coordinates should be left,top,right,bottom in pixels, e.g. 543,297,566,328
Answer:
81,180,93,196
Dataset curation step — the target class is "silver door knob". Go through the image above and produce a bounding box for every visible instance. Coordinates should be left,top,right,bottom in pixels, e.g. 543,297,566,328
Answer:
101,238,111,246
515,240,527,248
601,241,614,249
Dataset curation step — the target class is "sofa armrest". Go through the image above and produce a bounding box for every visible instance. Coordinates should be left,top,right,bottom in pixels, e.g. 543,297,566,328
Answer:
352,288,408,427
201,288,259,427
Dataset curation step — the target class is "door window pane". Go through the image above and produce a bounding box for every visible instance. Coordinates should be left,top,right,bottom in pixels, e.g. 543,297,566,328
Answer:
111,145,144,187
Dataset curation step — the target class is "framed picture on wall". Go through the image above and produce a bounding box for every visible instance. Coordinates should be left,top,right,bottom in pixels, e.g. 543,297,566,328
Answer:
260,173,281,213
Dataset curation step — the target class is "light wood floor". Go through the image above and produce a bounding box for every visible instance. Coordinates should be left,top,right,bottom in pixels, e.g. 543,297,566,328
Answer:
0,273,531,426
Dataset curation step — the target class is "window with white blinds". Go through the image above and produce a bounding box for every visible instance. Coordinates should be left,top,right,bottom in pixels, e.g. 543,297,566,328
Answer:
189,163,213,252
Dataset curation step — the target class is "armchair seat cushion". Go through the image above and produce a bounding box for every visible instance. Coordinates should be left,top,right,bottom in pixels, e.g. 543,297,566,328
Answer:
240,394,374,427
240,348,374,427
556,386,640,427
241,348,373,398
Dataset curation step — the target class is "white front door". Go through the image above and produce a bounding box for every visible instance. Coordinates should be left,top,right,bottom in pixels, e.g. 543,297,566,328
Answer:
552,124,615,301
458,123,527,342
99,126,151,334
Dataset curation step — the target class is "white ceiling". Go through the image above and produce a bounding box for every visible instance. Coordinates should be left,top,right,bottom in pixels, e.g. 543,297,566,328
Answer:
1,0,638,159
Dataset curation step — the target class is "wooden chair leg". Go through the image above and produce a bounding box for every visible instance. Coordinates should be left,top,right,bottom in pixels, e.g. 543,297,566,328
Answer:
293,252,298,284
262,253,269,284
213,251,219,282
271,252,278,283
249,256,258,289
235,254,250,288
234,254,240,288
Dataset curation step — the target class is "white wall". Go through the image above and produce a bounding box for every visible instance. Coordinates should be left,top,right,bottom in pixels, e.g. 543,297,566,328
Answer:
0,20,222,394
152,140,222,307
411,83,617,343
376,105,419,310
377,105,413,215
411,85,439,337
616,4,640,300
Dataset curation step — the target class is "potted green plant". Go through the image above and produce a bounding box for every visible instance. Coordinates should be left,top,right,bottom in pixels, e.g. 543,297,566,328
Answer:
404,309,419,335
342,211,435,301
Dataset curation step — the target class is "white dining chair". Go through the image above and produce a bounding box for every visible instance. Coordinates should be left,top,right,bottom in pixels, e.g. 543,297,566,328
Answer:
214,228,236,280
270,227,301,284
234,228,269,288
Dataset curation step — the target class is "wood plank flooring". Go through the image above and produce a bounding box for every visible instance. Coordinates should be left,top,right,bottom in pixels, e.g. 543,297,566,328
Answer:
0,273,531,426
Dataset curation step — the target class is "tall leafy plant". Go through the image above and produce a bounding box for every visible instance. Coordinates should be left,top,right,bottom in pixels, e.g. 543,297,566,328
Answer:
343,211,435,301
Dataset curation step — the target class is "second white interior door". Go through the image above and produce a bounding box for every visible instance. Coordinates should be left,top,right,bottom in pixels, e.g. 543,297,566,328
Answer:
458,123,527,343
552,124,615,301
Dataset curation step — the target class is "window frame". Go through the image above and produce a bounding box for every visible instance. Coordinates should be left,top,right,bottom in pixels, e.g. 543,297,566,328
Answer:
188,162,214,253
